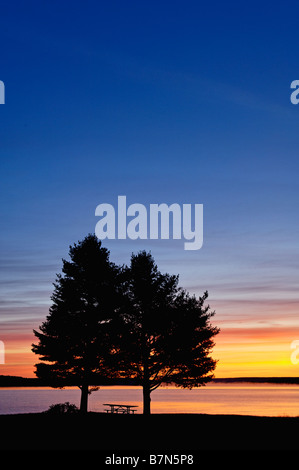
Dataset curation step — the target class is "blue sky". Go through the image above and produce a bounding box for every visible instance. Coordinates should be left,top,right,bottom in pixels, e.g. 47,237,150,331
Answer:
1,0,299,376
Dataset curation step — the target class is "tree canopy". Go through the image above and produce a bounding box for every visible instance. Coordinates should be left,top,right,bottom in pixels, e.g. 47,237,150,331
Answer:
32,234,121,413
110,251,220,414
32,236,219,414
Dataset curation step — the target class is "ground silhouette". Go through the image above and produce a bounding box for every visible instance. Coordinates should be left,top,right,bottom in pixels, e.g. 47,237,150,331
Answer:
0,412,299,452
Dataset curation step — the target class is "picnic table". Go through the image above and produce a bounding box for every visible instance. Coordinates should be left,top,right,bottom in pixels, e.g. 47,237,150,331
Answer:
103,403,138,414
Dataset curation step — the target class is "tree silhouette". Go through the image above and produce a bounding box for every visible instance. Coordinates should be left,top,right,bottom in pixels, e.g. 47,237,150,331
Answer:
112,251,220,414
32,234,121,413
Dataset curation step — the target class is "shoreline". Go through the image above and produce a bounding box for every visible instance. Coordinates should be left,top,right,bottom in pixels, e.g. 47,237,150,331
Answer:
1,374,299,387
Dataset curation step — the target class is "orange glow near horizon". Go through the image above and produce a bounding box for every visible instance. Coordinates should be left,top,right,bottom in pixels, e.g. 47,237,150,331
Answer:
1,321,299,379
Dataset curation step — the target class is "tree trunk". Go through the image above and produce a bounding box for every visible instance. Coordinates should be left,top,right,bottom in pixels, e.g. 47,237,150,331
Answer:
80,383,89,414
143,385,151,415
142,326,151,414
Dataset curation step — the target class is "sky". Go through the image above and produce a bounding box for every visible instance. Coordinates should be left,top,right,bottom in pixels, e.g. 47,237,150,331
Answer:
0,0,299,378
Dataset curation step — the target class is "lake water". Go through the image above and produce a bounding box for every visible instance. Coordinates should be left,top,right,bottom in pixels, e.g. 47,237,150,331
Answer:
1,383,299,416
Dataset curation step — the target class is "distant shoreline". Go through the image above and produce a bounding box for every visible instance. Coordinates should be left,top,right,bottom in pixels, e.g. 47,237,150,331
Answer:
1,374,299,387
